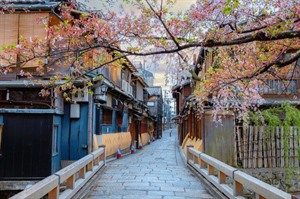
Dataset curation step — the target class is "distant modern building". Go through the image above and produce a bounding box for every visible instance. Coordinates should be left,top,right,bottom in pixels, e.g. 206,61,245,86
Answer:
138,68,154,86
163,100,172,130
132,61,154,86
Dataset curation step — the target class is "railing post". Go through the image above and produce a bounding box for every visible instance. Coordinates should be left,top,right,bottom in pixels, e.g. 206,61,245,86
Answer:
208,165,215,175
255,193,266,199
186,145,194,164
66,175,75,189
233,181,243,196
48,186,59,199
94,156,100,165
87,161,93,171
99,144,106,166
199,154,206,169
79,167,86,179
218,171,226,184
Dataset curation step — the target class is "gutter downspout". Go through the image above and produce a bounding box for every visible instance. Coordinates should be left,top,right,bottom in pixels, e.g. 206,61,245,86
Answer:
87,94,93,154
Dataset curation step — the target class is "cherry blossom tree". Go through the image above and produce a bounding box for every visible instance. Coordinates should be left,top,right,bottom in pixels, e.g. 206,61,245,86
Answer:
0,0,299,112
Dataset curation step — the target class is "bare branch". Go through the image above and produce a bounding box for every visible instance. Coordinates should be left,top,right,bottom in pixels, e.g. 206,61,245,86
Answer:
145,0,180,48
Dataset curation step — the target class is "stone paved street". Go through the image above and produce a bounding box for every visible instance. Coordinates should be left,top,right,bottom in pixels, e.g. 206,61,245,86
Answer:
86,129,214,199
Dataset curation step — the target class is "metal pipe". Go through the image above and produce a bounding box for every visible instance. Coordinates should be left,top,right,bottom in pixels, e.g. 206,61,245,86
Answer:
87,95,93,154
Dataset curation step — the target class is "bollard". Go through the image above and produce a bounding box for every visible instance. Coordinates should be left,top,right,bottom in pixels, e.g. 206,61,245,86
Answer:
116,148,122,159
130,145,135,154
138,143,143,149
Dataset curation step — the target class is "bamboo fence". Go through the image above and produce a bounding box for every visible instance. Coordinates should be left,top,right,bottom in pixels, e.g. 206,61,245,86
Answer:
235,126,300,168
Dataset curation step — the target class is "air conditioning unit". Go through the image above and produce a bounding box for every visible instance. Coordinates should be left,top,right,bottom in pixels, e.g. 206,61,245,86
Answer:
72,88,89,102
95,95,107,102
70,103,80,118
127,85,133,95
95,94,107,102
122,80,128,92
94,87,107,102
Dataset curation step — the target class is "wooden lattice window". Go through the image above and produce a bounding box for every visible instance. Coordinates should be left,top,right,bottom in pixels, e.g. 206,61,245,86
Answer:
0,14,18,67
19,13,48,68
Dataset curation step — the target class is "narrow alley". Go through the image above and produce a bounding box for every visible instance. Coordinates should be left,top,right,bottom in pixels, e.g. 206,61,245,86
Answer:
85,129,214,199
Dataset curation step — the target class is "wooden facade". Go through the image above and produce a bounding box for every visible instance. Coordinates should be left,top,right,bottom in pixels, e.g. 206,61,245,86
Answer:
173,47,300,166
0,2,160,185
0,114,53,180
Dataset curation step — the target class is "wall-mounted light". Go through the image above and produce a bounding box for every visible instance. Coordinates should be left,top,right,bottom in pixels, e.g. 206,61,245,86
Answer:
94,84,109,103
99,84,108,95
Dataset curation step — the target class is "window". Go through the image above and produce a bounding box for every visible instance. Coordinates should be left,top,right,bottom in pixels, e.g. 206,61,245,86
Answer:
3,88,51,109
147,101,155,107
0,90,7,100
132,83,137,98
103,109,113,124
259,79,297,94
0,124,3,155
117,111,123,126
52,125,58,155
0,13,48,68
0,14,18,67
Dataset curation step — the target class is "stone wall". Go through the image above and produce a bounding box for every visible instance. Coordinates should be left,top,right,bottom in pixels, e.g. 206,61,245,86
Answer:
242,168,300,193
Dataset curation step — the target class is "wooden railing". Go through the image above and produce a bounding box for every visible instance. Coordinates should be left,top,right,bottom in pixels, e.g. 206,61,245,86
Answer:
186,145,291,199
10,147,106,199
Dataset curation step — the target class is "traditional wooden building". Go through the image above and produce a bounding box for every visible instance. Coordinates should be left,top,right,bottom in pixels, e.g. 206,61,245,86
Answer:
0,0,65,183
173,47,300,166
0,0,158,191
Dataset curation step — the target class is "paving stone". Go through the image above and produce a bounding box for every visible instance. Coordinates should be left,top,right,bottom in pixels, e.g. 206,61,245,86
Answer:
148,191,175,196
87,195,123,199
160,186,185,192
123,182,150,186
163,196,185,199
123,195,162,199
84,130,213,199
175,189,210,197
126,186,160,191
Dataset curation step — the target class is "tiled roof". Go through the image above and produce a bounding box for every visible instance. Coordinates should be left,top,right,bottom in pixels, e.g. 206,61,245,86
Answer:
145,86,162,96
0,0,46,3
0,0,60,10
138,68,154,77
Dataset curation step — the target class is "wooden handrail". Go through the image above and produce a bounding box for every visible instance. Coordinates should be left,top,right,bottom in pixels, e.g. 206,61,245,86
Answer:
186,145,291,199
9,175,59,199
10,146,106,199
